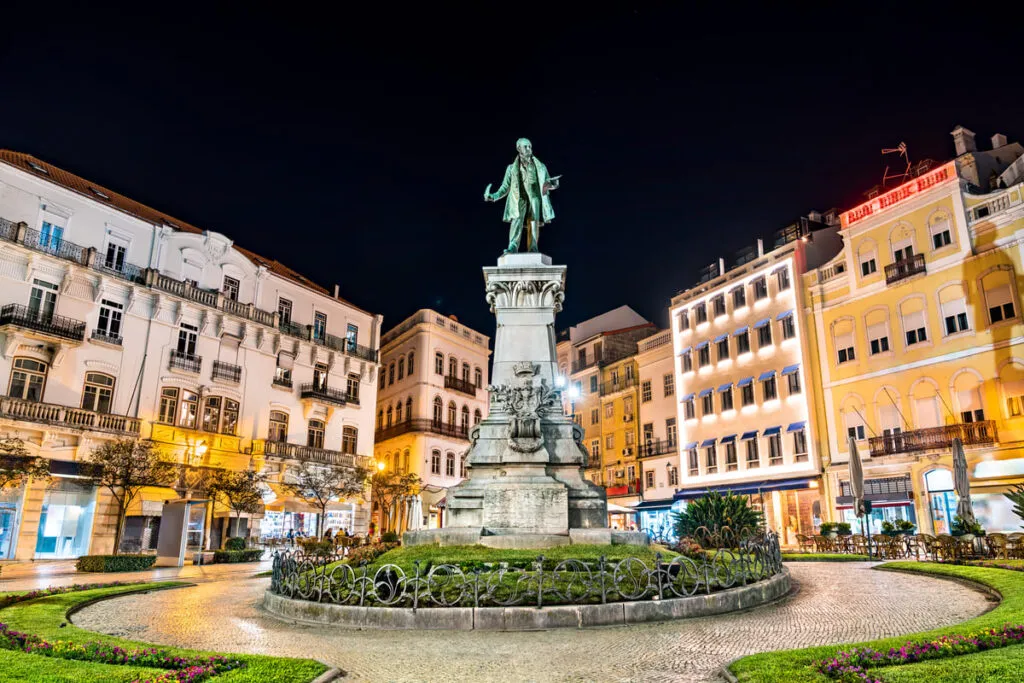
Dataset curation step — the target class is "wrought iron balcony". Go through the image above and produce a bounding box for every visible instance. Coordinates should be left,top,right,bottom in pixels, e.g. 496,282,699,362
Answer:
0,395,141,435
444,376,477,396
375,418,469,443
272,376,293,389
600,376,638,396
169,350,202,374
638,439,678,458
868,421,996,457
22,226,88,263
260,439,364,468
0,304,86,342
885,253,926,285
299,383,355,408
277,323,378,363
211,360,242,384
90,329,123,346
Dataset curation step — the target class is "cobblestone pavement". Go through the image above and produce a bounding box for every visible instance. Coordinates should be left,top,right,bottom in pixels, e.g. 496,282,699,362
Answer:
73,562,992,682
0,558,274,592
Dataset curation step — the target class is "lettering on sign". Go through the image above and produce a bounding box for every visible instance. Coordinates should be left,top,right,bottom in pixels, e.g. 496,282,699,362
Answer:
842,162,956,228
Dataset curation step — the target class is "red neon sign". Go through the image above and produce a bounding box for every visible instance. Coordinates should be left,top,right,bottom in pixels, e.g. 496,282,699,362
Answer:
842,162,956,228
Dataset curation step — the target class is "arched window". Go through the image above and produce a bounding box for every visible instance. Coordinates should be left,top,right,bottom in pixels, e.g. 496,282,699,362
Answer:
342,426,358,454
395,400,403,422
269,410,289,442
954,371,985,423
474,408,482,425
377,409,383,429
832,318,856,365
432,397,443,426
388,363,395,385
898,296,929,347
405,397,413,421
445,451,456,477
982,270,1018,324
1000,362,1024,418
386,406,393,427
392,452,400,472
939,283,970,336
889,223,916,262
928,211,953,250
864,307,891,356
430,449,441,475
8,358,47,401
447,401,457,425
857,239,878,278
460,454,467,478
461,405,470,431
449,356,458,377
81,372,115,413
407,351,415,375
474,366,483,388
403,449,410,473
397,357,405,380
307,419,325,449
911,379,943,429
462,363,470,383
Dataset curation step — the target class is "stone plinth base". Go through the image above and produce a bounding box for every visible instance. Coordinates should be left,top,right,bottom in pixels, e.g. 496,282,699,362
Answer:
403,527,648,549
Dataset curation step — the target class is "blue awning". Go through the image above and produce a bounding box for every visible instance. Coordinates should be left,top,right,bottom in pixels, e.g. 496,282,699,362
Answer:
631,499,675,511
681,392,695,402
720,434,737,443
787,421,806,432
758,370,776,381
717,382,732,392
754,318,771,329
696,341,709,349
701,438,717,447
741,430,758,440
713,334,728,343
781,364,800,376
763,426,782,436
684,441,698,450
734,326,748,336
737,376,754,387
674,477,815,501
698,388,713,397
678,346,692,355
776,310,793,320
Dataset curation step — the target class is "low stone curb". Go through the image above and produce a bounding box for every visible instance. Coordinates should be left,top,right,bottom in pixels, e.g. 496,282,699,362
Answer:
310,662,345,682
263,567,791,631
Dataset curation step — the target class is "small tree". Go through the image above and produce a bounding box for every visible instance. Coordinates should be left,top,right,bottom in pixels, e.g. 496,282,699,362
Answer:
1006,485,1024,529
83,439,177,554
672,491,763,547
0,437,49,492
282,461,368,537
208,469,266,541
369,471,422,534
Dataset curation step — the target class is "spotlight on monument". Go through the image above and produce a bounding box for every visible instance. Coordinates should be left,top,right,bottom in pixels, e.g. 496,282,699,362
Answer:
567,385,580,400
554,375,566,388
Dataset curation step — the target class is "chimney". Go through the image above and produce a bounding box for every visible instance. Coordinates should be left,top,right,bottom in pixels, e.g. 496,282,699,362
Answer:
756,239,764,257
333,284,339,299
718,257,726,277
951,126,977,156
992,133,1008,149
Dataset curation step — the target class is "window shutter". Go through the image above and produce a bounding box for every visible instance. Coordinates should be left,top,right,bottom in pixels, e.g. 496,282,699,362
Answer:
958,389,981,412
835,330,853,349
866,322,887,342
987,284,1012,308
915,397,942,429
902,309,925,332
879,404,900,431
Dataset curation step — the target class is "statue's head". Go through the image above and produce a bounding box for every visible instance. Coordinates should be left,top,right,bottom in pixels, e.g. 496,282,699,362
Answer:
516,138,533,161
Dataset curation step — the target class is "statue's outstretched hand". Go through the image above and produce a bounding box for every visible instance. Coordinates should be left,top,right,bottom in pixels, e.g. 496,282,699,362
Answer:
483,183,494,202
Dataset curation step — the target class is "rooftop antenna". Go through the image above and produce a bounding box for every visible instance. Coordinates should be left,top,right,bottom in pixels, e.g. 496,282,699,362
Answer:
881,142,912,188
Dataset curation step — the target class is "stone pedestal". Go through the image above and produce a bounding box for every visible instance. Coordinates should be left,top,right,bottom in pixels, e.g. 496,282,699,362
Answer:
405,253,638,550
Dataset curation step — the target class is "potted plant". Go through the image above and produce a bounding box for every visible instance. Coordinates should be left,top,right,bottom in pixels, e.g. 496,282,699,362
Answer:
836,522,852,537
818,522,837,538
895,519,917,536
881,520,897,537
951,516,985,538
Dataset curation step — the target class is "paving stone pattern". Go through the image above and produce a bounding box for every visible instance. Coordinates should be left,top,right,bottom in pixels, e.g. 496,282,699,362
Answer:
73,562,992,682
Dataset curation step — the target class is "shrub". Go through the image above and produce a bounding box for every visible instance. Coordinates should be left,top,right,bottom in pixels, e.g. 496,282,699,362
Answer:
345,542,399,566
297,539,335,556
819,522,836,536
668,538,705,559
380,531,400,544
952,515,985,536
895,519,917,534
224,537,247,551
835,522,852,536
881,520,897,536
75,554,157,572
673,491,762,547
213,549,263,563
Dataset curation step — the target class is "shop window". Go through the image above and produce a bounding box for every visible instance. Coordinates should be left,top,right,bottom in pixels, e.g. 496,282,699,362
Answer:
307,419,325,449
8,358,48,402
34,478,96,559
269,411,289,442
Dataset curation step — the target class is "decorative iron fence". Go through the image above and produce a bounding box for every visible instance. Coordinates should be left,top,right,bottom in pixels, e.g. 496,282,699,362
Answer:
269,532,781,609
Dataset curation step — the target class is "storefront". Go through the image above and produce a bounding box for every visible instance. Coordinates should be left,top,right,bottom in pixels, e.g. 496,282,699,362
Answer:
965,458,1024,533
34,477,97,559
836,474,916,536
0,486,24,560
632,499,683,543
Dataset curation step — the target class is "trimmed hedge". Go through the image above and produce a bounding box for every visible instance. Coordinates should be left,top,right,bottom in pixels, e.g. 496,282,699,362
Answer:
213,549,264,563
224,537,246,551
75,554,157,573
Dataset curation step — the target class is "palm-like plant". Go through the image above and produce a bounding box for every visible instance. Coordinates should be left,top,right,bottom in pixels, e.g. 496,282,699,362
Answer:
672,491,763,547
1007,485,1024,529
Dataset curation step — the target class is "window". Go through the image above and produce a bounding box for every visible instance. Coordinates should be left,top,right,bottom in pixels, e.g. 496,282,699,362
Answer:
398,358,405,380
432,397,443,426
776,268,791,291
668,466,679,486
725,442,738,471
867,319,890,355
473,408,482,425
625,364,634,381
435,352,444,374
591,408,599,424
222,399,239,435
768,433,783,466
762,376,777,401
986,283,1016,324
683,398,696,420
342,426,358,454
681,350,693,372
781,315,795,340
942,297,970,335
600,403,610,419
158,387,178,424
835,323,855,364
346,324,358,351
745,439,760,467
461,405,470,430
930,216,952,249
590,375,598,393
104,239,127,272
448,401,457,425
847,424,866,441
202,397,222,432
702,392,714,415
377,409,384,429
642,423,654,445
694,303,707,324
605,434,614,450
736,330,750,354
705,444,718,473
388,363,395,385
757,323,772,347
793,429,808,460
474,367,482,388
460,455,467,478
28,279,57,320
406,397,413,421
720,386,733,411
577,349,587,367
753,277,768,300
641,380,652,402
448,357,458,377
717,338,729,361
178,389,198,428
625,430,635,446
688,447,699,476
591,439,601,460
269,411,288,442
81,372,115,413
177,323,198,356
861,257,877,277
307,419,325,449
712,295,726,317
698,344,710,367
39,221,63,250
787,372,801,395
663,373,674,396
277,298,292,326
902,307,928,346
666,418,677,444
96,299,123,341
431,450,442,475
8,358,46,402
677,310,690,331
732,287,746,309
347,374,360,401
222,276,240,301
379,370,386,390
462,363,470,384
313,363,329,390
408,352,415,375
312,312,327,342
741,382,755,406
645,471,655,489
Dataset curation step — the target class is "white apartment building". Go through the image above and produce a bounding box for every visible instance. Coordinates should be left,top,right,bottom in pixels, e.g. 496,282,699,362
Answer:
0,150,380,560
670,220,841,545
373,310,490,529
634,329,680,540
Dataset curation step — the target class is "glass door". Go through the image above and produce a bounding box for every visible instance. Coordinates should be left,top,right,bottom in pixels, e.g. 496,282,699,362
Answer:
34,480,97,559
0,504,19,559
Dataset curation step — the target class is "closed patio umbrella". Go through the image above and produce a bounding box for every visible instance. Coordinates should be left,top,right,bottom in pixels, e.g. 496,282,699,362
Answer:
952,438,976,528
848,435,870,555
409,495,423,531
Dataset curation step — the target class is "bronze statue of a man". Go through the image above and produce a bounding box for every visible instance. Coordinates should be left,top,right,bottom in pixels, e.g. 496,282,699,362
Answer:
484,138,560,254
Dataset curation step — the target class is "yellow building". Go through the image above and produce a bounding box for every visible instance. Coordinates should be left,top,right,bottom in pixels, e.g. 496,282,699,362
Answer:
596,355,643,525
804,129,1024,535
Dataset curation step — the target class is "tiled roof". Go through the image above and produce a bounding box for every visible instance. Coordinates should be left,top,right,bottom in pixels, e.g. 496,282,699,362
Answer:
0,150,348,302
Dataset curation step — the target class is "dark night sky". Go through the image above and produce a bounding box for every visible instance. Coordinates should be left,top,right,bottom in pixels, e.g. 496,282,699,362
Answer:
1,7,1020,337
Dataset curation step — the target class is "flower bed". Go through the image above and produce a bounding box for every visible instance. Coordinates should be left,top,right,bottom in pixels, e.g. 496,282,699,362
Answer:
0,581,141,610
816,624,1024,683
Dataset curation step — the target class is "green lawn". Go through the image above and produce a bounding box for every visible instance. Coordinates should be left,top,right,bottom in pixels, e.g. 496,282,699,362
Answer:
782,553,871,562
729,562,1024,683
0,582,327,682
967,559,1024,571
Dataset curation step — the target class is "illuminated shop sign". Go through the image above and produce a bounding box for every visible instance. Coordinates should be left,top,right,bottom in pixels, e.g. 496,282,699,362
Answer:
842,162,956,228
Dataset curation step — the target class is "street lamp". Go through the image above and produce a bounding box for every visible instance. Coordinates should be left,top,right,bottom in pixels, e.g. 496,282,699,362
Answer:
567,384,580,421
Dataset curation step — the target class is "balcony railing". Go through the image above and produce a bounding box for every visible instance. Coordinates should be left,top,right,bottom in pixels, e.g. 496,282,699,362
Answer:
299,383,356,408
272,376,293,389
211,360,242,384
868,421,996,457
600,376,638,396
0,304,86,342
885,253,926,285
0,395,141,435
571,358,599,374
375,418,470,443
639,439,678,458
90,329,123,346
169,350,202,374
23,227,88,263
261,439,363,468
444,376,477,396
